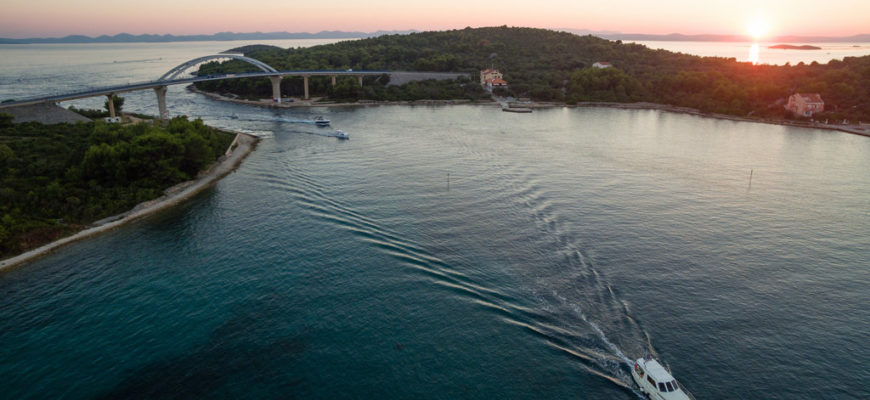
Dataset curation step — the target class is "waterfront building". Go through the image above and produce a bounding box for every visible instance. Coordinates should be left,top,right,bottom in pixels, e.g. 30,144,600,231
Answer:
480,68,508,90
786,93,825,117
593,61,612,68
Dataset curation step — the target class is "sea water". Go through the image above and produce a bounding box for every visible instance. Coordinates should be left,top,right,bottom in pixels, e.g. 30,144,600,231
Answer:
1,40,869,400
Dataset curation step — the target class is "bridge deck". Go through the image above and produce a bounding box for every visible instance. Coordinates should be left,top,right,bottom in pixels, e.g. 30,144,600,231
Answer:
1,70,393,108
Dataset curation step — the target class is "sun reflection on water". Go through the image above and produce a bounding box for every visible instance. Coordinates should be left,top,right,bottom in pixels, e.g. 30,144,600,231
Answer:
749,43,760,65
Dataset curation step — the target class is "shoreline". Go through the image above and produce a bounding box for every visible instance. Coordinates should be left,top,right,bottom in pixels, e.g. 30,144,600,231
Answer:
187,84,495,108
573,101,870,138
0,130,259,272
190,85,870,138
3,87,865,271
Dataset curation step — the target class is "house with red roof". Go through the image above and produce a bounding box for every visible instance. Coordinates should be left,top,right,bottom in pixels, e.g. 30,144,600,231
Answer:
786,93,824,117
480,68,508,91
593,61,612,69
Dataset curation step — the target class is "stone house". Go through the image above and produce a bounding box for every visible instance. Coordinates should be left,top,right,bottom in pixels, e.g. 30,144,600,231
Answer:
786,93,824,117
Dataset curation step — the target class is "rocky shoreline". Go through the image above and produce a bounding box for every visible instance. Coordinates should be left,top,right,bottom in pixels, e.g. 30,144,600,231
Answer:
0,131,259,271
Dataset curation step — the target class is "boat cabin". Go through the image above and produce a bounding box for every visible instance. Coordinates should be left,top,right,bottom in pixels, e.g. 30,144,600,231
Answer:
632,357,694,400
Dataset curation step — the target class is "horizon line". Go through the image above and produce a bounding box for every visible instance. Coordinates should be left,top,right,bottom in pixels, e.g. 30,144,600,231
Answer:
2,27,870,42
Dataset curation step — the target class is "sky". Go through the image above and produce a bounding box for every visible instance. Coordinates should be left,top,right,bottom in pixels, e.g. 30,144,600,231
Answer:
1,0,868,38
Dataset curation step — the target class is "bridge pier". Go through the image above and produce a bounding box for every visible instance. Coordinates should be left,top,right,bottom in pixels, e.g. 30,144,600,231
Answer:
106,94,116,118
331,75,336,87
358,75,363,87
269,75,282,103
303,75,310,100
154,85,168,120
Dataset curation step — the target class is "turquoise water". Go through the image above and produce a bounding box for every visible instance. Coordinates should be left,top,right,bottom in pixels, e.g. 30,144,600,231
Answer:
1,42,870,399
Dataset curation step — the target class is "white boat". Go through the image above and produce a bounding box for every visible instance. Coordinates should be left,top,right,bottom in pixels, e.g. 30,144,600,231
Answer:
330,130,349,139
631,355,696,400
313,116,330,127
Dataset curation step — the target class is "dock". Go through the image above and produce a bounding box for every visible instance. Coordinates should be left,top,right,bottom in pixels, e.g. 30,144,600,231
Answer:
494,96,533,113
502,107,533,113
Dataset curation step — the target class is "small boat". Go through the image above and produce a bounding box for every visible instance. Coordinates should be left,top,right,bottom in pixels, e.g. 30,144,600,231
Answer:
331,129,349,140
631,355,696,400
502,107,532,113
313,116,330,127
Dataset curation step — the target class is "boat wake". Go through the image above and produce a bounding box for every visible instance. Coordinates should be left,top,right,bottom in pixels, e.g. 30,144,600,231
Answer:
506,174,656,392
430,134,657,389
260,141,656,397
274,116,322,125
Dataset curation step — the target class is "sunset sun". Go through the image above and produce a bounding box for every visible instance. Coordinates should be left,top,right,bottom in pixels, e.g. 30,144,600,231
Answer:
746,17,770,40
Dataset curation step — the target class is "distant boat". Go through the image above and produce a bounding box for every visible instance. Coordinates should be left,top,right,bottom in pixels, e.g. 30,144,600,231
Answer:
313,116,330,126
329,130,349,139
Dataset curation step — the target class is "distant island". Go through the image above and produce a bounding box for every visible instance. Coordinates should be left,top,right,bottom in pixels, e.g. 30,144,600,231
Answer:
3,30,869,44
768,44,822,50
574,31,870,43
0,30,417,44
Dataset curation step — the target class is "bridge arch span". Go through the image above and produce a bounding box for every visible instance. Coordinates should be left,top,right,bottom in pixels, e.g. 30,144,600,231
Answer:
158,54,278,81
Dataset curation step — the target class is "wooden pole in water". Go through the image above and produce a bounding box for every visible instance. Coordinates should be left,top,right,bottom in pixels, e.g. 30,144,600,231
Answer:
447,172,450,191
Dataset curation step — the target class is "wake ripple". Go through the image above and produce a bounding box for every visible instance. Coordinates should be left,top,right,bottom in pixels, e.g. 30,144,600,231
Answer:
433,142,656,391
262,141,653,396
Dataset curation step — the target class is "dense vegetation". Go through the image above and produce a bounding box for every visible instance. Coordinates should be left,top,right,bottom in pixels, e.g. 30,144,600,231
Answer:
68,96,125,119
0,115,234,257
196,26,870,122
196,67,489,102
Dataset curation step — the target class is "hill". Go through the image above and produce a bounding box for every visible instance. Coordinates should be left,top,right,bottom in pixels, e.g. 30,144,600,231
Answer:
194,26,870,122
0,30,416,44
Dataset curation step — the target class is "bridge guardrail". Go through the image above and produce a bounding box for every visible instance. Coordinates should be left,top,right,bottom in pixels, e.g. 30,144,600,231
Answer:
2,70,393,108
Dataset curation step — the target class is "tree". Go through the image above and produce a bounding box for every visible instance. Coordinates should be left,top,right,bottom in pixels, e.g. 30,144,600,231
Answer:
0,144,13,173
567,67,642,102
180,134,214,177
104,96,125,115
0,112,13,128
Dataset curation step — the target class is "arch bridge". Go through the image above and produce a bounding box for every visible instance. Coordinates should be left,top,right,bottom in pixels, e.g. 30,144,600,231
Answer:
0,54,393,119
158,55,279,81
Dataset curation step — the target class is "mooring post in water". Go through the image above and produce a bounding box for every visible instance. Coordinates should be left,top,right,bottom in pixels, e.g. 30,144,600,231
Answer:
748,169,753,190
447,172,450,191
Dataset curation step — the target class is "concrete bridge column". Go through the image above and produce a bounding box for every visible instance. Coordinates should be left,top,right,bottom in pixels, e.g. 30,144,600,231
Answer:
269,75,282,103
303,75,310,100
154,85,168,120
358,75,363,87
106,94,116,118
331,75,337,87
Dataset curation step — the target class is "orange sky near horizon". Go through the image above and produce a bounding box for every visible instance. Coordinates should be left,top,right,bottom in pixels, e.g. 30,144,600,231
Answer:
1,0,868,38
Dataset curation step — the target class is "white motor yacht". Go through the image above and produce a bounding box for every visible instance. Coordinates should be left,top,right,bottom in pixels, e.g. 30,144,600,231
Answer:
313,116,330,127
631,355,696,400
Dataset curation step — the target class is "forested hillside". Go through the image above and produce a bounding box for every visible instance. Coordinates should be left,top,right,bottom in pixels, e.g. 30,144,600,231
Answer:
0,115,234,257
196,26,870,121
